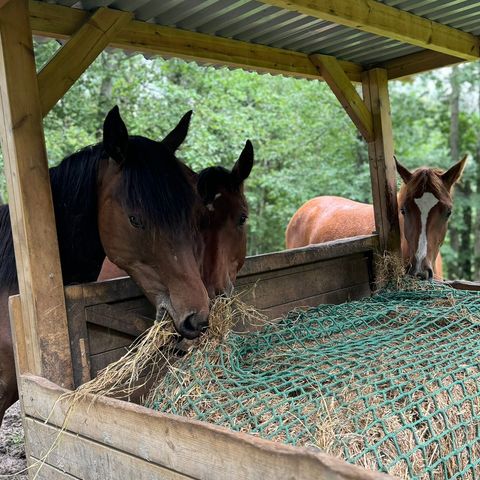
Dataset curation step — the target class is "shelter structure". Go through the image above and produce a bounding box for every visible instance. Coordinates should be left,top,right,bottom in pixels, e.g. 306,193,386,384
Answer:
0,1,479,478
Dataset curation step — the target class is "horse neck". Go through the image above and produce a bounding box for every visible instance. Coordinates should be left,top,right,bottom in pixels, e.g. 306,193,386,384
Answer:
49,146,106,284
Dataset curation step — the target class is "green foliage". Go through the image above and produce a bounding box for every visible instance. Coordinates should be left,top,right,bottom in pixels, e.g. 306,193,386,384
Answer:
0,41,478,279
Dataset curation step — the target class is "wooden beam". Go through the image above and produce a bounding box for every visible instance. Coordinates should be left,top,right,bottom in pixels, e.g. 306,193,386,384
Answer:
0,0,12,8
362,68,401,254
383,50,464,80
38,7,132,116
310,54,373,142
258,0,480,61
28,0,363,82
0,0,74,387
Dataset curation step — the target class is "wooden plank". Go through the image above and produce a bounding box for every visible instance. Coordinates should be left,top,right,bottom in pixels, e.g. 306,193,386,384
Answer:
30,458,81,480
37,7,132,116
8,294,27,375
87,324,135,356
362,68,401,255
257,0,480,61
310,54,373,142
0,0,73,387
383,50,464,80
0,0,12,8
22,375,394,480
28,0,363,82
240,234,378,277
26,418,194,480
236,254,370,309
65,284,91,387
242,282,372,332
85,301,154,338
439,280,480,292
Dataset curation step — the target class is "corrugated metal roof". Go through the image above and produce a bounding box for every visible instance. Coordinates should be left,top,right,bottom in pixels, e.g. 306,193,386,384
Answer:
38,0,480,66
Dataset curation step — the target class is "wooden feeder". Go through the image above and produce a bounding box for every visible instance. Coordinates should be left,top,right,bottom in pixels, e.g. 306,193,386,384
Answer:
0,1,479,478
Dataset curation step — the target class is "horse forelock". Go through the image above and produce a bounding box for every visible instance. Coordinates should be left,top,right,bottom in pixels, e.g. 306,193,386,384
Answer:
399,167,451,205
120,136,197,234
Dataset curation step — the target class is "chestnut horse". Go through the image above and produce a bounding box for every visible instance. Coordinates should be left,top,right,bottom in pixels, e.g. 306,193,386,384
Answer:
286,157,467,280
0,106,253,425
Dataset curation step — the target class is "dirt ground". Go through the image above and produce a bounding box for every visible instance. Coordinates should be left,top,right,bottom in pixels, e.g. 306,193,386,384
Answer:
0,402,27,479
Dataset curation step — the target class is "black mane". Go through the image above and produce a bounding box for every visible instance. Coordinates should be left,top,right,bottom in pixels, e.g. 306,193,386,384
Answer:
0,136,195,291
121,136,196,232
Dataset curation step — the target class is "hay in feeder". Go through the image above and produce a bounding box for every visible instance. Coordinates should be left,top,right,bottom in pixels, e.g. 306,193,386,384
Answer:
150,281,480,479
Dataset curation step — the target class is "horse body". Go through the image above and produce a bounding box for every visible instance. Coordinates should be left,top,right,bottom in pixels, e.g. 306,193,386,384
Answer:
0,106,254,425
286,157,467,280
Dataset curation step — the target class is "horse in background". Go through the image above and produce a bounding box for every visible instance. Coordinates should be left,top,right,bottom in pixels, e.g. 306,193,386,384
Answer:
0,106,254,425
286,156,467,280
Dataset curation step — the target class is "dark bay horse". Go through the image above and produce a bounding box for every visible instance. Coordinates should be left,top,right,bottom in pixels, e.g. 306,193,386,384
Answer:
0,106,254,424
286,157,467,280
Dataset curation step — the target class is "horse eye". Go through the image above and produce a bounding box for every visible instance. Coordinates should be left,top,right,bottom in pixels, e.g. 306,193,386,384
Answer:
239,214,248,226
446,209,452,218
400,207,406,215
129,215,144,229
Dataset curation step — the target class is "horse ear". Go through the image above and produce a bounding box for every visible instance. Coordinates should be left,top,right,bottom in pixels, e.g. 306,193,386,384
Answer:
231,140,254,186
442,154,468,190
103,106,129,165
395,156,412,184
162,110,193,152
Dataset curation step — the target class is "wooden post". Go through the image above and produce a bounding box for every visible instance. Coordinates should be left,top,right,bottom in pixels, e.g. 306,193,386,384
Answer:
362,68,401,254
38,7,132,117
0,0,74,387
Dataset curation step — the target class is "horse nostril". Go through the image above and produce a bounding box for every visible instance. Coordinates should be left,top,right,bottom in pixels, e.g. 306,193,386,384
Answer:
179,312,209,340
427,268,433,280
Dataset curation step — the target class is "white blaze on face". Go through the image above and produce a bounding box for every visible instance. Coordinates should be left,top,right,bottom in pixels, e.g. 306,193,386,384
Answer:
413,192,438,271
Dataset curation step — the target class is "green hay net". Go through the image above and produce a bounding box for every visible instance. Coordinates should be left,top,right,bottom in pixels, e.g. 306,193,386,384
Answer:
150,283,480,479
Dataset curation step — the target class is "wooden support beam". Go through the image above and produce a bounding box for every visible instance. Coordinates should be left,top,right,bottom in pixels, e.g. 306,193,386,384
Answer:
37,7,132,116
258,0,479,61
362,68,401,254
0,0,74,387
383,50,464,80
310,54,373,142
28,0,363,82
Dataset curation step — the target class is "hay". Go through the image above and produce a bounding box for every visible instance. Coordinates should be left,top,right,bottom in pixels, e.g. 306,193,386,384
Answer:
150,283,480,479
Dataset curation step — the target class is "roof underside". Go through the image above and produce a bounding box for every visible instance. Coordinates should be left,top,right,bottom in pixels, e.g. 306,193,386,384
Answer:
39,0,480,66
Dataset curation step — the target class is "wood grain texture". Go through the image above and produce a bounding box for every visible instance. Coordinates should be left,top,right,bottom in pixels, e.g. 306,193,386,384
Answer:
362,68,401,255
257,0,479,60
22,374,395,480
26,418,194,480
383,50,464,80
0,0,73,387
37,7,132,116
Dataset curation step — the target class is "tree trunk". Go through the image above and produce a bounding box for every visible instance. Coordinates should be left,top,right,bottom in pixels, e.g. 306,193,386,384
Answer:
474,63,480,280
448,66,461,279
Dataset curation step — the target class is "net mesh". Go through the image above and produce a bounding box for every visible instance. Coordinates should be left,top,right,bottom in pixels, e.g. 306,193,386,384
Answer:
150,282,480,479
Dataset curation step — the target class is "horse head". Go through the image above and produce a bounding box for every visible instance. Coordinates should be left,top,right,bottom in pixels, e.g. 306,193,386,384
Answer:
197,141,254,297
98,106,209,339
396,155,467,280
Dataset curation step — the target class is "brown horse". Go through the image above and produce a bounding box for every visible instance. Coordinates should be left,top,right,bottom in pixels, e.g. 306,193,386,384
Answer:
286,156,467,280
0,106,254,425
